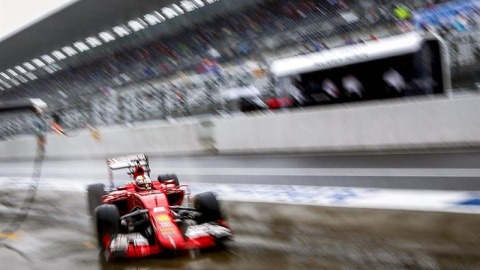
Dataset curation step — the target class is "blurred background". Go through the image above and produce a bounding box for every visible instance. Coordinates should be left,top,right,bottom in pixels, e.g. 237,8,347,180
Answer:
0,0,479,136
1,1,480,269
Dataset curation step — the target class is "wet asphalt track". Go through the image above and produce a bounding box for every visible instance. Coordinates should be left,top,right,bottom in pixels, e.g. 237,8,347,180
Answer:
1,151,480,190
1,151,480,269
1,188,480,270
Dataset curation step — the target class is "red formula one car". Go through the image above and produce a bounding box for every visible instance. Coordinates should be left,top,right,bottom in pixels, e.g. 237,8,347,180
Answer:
87,154,232,261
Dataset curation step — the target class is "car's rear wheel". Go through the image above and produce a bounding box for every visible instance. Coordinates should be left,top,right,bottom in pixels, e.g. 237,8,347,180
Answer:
95,204,120,248
157,174,180,186
193,192,222,223
87,183,105,216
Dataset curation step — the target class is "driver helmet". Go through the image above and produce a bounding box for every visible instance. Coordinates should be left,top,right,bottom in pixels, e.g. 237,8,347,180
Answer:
135,175,152,190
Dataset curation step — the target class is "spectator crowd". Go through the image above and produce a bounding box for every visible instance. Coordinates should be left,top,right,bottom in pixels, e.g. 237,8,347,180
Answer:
2,0,480,139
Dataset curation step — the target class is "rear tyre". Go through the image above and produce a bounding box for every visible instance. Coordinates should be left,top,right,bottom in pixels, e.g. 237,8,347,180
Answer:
87,183,105,216
157,174,180,186
95,204,120,248
193,192,222,223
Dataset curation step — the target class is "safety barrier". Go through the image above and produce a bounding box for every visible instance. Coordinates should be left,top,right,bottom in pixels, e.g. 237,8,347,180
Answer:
214,95,480,153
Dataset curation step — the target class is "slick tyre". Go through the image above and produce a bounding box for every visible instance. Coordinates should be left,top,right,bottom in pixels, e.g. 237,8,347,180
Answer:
87,183,105,216
95,204,120,248
193,192,222,223
157,174,180,186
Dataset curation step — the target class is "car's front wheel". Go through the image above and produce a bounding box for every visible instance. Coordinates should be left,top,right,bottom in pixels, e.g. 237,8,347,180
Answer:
95,204,119,248
87,183,105,216
193,192,223,223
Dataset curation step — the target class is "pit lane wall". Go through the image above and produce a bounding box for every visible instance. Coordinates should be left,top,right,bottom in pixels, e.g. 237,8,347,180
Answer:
1,121,205,159
214,95,480,153
1,95,479,159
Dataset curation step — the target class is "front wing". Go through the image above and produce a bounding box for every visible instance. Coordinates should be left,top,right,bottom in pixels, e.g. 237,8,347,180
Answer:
104,223,232,260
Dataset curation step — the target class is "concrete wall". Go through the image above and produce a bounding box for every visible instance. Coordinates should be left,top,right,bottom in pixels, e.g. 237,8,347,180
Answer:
214,95,480,153
1,95,479,159
1,121,205,159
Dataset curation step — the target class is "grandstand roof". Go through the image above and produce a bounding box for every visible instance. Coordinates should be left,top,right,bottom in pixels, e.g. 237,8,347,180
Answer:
270,32,435,77
0,0,178,71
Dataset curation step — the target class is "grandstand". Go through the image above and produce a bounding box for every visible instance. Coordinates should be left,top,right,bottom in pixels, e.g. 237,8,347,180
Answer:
1,0,479,138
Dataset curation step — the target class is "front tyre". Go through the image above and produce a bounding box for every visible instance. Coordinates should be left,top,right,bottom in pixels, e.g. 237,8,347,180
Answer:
87,183,105,216
95,204,120,248
193,192,222,223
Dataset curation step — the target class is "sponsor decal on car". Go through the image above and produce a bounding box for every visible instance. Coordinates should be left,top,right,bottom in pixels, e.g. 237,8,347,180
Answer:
153,207,166,213
159,227,179,237
156,215,170,222
158,221,172,227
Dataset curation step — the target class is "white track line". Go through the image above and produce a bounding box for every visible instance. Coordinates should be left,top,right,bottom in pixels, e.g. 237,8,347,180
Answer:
1,177,479,214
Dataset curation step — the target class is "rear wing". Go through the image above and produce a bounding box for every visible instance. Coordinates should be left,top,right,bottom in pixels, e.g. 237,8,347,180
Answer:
107,154,149,170
107,154,150,187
